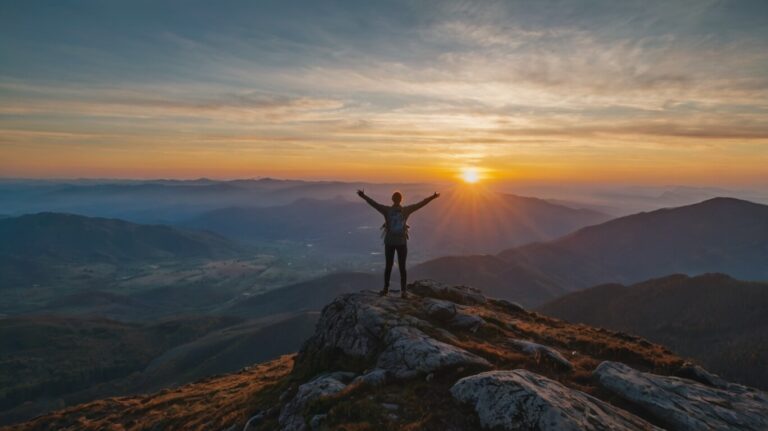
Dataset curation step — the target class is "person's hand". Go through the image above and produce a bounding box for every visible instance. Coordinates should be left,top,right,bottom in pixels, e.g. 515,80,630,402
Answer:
432,192,440,199
357,189,365,198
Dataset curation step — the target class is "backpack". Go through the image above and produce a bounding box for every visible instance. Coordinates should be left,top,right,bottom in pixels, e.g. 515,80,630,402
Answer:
382,207,409,240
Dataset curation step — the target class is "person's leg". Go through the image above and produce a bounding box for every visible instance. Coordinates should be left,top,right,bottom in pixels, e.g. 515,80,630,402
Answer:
383,245,395,294
396,245,408,294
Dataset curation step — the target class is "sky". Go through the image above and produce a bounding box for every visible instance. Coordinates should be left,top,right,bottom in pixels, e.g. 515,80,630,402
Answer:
1,0,767,185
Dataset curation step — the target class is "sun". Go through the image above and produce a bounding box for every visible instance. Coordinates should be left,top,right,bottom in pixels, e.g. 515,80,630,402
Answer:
460,167,481,184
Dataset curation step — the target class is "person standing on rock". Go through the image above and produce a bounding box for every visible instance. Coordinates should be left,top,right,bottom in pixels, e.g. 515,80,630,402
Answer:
357,189,440,298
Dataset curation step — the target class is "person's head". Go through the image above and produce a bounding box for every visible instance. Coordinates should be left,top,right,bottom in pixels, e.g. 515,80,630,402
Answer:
391,191,403,205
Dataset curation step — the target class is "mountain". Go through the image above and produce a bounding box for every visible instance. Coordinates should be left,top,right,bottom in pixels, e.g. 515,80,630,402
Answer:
413,197,768,306
538,273,768,389
0,212,242,263
130,313,318,393
186,190,610,257
0,312,317,426
223,272,379,318
9,280,768,430
0,315,240,424
0,212,244,289
0,178,435,223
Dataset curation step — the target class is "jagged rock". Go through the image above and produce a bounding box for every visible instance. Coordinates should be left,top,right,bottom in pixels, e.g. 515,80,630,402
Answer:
675,362,729,388
452,370,659,430
279,375,347,431
433,326,460,343
595,361,768,431
376,325,491,379
449,311,486,332
491,298,525,313
422,298,457,321
325,371,357,383
508,339,573,370
351,368,389,388
409,279,486,305
300,292,491,380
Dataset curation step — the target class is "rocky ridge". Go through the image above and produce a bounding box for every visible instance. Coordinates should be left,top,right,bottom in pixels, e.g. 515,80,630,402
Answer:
258,280,768,430
7,279,768,431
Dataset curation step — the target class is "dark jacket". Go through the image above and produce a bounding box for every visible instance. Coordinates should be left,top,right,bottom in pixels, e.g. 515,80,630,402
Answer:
360,194,436,245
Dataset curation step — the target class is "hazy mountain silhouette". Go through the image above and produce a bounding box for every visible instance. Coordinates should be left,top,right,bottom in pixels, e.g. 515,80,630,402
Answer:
0,213,244,290
187,191,610,256
413,197,768,306
224,272,379,318
0,179,435,223
0,213,242,264
538,273,768,389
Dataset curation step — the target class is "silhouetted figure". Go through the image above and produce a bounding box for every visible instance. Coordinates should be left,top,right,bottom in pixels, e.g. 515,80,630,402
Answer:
357,189,440,298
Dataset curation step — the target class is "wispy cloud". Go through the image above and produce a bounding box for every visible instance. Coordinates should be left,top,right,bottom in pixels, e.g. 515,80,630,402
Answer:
0,0,766,183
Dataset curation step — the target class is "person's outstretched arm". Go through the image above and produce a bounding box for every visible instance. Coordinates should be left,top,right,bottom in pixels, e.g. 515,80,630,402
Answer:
357,190,388,215
405,192,440,215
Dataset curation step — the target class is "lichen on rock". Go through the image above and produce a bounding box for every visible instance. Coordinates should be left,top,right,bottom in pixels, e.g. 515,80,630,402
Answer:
451,370,660,430
595,361,768,431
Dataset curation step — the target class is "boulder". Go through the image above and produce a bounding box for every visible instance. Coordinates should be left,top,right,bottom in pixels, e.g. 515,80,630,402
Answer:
508,339,573,370
451,370,660,430
674,362,729,389
595,361,768,431
490,298,525,313
278,375,347,431
299,292,491,379
350,368,389,388
377,325,491,379
422,298,458,321
449,312,486,332
409,279,486,305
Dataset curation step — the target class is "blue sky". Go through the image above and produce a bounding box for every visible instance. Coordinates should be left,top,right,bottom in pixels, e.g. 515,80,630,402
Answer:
1,0,767,183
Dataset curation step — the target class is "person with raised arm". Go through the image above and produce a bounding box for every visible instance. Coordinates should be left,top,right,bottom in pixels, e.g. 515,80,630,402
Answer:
357,189,440,298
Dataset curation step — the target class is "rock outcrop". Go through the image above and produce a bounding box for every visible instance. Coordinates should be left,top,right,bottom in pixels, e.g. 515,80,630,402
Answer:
408,279,487,305
297,284,492,380
278,374,348,431
507,339,573,370
595,361,768,431
451,370,660,430
284,279,768,431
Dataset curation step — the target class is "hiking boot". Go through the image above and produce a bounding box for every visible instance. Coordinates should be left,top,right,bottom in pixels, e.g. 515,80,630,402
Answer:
400,290,408,299
379,288,389,296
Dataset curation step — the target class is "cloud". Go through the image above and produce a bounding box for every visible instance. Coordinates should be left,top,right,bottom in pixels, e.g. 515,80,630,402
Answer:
1,0,767,182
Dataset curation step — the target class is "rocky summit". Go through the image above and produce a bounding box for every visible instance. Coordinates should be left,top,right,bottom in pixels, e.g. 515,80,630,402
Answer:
9,279,768,431
263,280,768,431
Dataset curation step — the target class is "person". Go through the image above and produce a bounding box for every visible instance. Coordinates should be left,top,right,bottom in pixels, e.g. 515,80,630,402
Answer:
357,189,440,298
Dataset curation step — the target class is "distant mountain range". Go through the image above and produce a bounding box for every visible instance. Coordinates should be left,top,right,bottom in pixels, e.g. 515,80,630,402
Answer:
186,191,610,256
413,197,768,306
0,212,244,291
0,212,242,264
538,273,768,389
223,272,379,318
0,178,434,223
